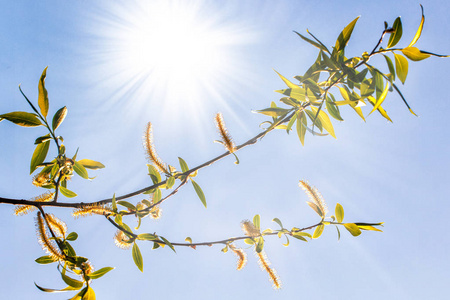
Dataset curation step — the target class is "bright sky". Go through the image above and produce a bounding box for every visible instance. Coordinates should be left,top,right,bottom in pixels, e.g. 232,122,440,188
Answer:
0,1,449,299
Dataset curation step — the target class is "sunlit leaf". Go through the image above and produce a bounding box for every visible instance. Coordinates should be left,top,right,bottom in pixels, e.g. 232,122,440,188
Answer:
73,161,89,179
272,218,283,229
244,238,254,245
401,47,430,61
35,256,56,264
160,236,176,253
82,286,95,300
166,176,175,189
394,53,408,84
132,242,144,272
147,164,161,184
312,224,324,239
383,55,396,81
117,201,136,211
253,214,261,230
34,134,51,145
408,4,424,47
88,267,114,280
310,106,336,138
335,203,344,223
326,97,343,121
38,67,49,118
336,226,341,241
296,111,307,146
357,225,383,232
178,157,189,173
367,96,392,122
294,31,328,52
387,17,402,48
335,17,360,52
52,106,67,131
274,70,299,89
66,232,78,241
61,272,83,289
344,223,362,236
137,233,158,241
369,82,389,115
255,237,264,253
34,283,79,293
254,107,291,117
307,201,323,218
30,140,50,174
153,188,162,204
0,111,42,127
77,159,105,170
191,179,207,208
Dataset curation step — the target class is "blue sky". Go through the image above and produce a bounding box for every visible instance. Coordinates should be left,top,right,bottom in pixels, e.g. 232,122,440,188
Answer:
0,0,449,299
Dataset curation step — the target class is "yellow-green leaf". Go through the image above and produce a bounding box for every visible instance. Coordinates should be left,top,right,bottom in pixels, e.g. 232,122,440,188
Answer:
408,5,424,47
77,159,105,170
30,140,50,174
61,272,83,289
296,111,307,146
367,96,392,122
191,179,207,208
38,67,49,118
82,286,95,300
0,111,42,127
344,223,362,236
59,186,78,198
132,242,144,272
311,107,336,138
357,225,383,232
73,161,89,179
369,82,389,115
394,53,408,84
335,17,360,52
335,203,344,223
253,214,260,230
387,17,402,48
52,106,68,131
401,47,430,61
274,70,298,89
312,224,324,239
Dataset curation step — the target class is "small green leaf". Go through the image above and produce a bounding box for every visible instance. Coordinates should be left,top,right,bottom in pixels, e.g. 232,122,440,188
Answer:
77,159,105,170
401,47,431,61
335,203,344,223
34,283,79,293
0,111,42,127
325,97,343,121
344,223,362,236
336,226,341,241
394,53,408,84
38,67,49,118
30,140,50,174
253,214,261,230
160,236,176,253
292,234,307,242
357,225,383,232
59,186,77,198
294,31,329,52
74,161,89,179
153,188,162,204
272,218,283,229
137,233,158,241
408,5,425,47
178,157,189,173
117,201,136,211
292,231,312,239
387,17,402,48
383,55,396,81
296,111,307,146
52,106,68,131
254,107,291,118
244,238,254,245
35,256,56,264
255,237,264,253
191,179,207,208
185,237,193,243
310,107,336,138
66,232,78,241
112,193,117,212
132,242,144,272
335,17,360,52
312,224,324,239
87,267,114,280
369,82,389,115
61,272,83,289
34,134,51,145
166,176,175,189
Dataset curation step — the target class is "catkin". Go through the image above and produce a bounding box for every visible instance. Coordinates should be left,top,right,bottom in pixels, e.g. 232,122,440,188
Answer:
299,180,328,217
229,244,247,270
214,113,236,153
35,212,64,262
256,251,281,290
143,122,168,174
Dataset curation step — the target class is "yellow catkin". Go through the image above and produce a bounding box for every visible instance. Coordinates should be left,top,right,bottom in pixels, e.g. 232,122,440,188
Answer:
299,180,328,216
32,171,51,187
114,230,132,250
46,213,67,237
14,192,55,216
214,113,236,153
81,261,94,275
241,220,260,237
257,251,281,290
143,122,168,174
72,204,113,218
35,212,64,262
229,244,247,271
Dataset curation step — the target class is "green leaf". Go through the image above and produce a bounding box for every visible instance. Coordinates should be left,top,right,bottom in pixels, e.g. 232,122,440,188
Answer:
87,267,114,280
336,226,341,241
153,188,162,204
326,97,343,121
117,201,136,211
307,201,324,218
38,67,49,118
272,218,283,229
132,242,144,272
292,233,307,242
34,134,51,145
59,186,78,198
383,55,396,81
166,176,175,189
296,111,307,146
274,70,299,89
112,193,117,212
401,47,431,61
253,214,260,230
294,31,328,52
408,4,424,47
185,237,193,243
244,238,254,245
367,96,392,123
82,286,95,300
387,17,402,48
394,53,408,84
34,283,79,293
310,107,336,138
77,159,105,170
292,231,312,239
335,203,344,223
61,272,83,289
286,112,297,133
305,109,323,132
191,179,207,208
73,161,89,179
0,111,42,127
255,237,264,253
160,236,176,253
35,256,56,264
357,225,383,232
147,164,161,184
52,106,67,131
335,17,360,52
254,107,291,117
137,233,158,241
344,223,362,236
66,232,78,241
312,224,324,239
30,140,50,174
369,82,389,115
178,157,189,173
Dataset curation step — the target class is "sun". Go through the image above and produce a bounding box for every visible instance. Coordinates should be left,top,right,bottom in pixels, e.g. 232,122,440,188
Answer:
88,1,255,125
